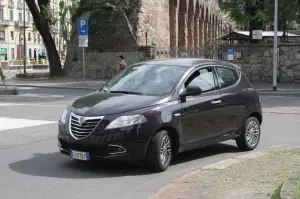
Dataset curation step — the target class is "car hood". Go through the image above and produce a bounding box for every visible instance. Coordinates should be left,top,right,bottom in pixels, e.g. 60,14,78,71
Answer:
69,92,167,116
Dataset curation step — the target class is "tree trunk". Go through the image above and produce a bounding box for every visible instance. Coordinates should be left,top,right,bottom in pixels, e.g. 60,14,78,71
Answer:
25,0,63,77
42,31,63,76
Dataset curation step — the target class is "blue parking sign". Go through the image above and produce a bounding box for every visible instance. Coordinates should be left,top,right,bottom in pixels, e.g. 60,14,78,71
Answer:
78,18,88,36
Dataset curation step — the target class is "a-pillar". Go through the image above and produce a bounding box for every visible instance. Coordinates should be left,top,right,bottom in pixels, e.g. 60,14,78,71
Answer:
194,16,200,57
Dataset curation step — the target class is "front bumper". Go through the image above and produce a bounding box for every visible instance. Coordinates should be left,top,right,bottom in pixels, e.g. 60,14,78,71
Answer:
58,119,152,162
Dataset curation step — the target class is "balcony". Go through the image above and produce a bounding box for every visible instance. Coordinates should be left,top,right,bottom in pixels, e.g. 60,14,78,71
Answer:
25,21,31,27
17,2,23,10
0,19,10,26
8,1,14,8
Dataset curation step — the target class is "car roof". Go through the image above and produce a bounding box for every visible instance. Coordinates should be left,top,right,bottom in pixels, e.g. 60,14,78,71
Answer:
137,58,240,69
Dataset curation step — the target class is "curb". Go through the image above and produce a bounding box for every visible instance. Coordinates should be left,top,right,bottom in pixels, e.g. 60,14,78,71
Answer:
5,84,99,91
149,151,267,199
149,146,300,199
280,171,299,199
258,91,300,96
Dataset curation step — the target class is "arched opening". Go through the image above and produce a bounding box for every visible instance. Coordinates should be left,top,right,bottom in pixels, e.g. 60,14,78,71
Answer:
169,0,178,57
215,17,219,39
204,7,208,45
187,0,194,57
194,1,200,57
212,14,215,40
178,0,187,54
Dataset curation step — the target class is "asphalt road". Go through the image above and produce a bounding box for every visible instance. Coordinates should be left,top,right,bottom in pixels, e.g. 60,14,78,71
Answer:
1,87,300,199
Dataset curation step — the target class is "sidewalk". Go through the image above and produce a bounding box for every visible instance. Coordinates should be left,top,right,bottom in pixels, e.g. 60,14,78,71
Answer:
2,70,106,90
150,147,300,199
3,68,300,93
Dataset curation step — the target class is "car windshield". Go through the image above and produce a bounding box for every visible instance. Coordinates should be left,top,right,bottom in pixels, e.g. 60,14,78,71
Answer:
100,63,188,96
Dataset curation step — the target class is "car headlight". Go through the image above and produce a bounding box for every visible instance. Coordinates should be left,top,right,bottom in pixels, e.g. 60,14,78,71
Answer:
60,109,68,124
105,115,147,130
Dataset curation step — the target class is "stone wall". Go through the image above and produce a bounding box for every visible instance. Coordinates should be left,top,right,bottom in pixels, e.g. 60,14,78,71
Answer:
67,52,142,79
222,44,300,82
64,0,233,79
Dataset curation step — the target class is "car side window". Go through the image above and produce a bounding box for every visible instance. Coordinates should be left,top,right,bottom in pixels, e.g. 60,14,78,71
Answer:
215,66,239,88
184,67,218,93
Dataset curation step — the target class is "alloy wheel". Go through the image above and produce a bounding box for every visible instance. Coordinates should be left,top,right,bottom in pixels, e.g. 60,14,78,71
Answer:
245,120,260,147
160,134,172,167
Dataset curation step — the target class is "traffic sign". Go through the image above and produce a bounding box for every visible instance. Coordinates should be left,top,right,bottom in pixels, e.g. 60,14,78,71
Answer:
79,36,88,47
228,48,234,60
78,18,88,36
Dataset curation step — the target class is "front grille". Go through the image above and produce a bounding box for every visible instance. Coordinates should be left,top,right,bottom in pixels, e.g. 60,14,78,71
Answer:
69,113,104,139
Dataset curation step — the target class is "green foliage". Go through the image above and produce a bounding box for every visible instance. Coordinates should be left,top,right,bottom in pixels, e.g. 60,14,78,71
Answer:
88,6,119,51
220,0,300,31
40,4,59,32
220,0,266,28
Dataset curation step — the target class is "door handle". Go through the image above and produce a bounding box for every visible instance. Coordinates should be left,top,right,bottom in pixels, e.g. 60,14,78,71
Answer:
211,100,222,104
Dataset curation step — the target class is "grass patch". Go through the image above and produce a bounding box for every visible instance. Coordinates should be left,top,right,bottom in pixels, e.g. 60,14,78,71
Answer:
295,173,300,199
270,182,284,199
269,149,300,156
15,73,49,79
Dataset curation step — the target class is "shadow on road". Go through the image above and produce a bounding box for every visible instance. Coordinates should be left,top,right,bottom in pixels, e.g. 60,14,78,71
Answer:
171,142,240,165
9,143,241,179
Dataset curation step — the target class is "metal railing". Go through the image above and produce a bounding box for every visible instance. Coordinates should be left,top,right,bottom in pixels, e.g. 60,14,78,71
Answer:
0,19,10,26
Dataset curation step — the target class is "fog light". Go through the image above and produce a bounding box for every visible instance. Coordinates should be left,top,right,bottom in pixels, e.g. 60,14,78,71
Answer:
107,144,127,155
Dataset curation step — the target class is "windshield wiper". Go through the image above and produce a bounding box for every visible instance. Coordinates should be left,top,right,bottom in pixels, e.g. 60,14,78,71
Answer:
110,90,143,95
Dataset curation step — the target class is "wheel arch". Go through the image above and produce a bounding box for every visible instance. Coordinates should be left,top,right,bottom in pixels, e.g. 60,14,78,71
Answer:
248,111,262,124
147,125,181,156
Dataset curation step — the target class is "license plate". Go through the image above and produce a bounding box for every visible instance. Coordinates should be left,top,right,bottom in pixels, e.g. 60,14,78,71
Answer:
70,150,90,161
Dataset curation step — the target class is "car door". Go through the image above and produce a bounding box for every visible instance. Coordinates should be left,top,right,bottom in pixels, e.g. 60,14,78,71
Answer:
181,66,223,145
213,65,246,135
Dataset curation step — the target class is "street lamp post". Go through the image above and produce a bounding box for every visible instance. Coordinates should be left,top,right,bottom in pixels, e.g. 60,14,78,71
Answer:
23,0,26,75
273,0,278,91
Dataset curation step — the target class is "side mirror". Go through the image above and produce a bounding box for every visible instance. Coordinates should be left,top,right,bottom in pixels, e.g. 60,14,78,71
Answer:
179,85,202,101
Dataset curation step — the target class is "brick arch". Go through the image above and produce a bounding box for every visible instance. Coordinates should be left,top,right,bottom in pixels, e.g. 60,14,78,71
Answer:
199,5,204,48
187,0,194,56
169,0,178,57
215,16,219,39
204,6,209,43
178,0,188,51
194,0,200,57
211,14,215,40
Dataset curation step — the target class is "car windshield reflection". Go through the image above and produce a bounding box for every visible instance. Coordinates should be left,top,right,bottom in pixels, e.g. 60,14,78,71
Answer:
101,64,188,96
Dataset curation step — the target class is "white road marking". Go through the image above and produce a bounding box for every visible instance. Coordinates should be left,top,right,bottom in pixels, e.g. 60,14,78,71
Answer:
18,94,65,98
17,87,36,90
0,117,56,131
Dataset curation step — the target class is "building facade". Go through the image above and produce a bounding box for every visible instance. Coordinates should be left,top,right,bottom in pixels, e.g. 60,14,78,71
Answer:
0,0,70,61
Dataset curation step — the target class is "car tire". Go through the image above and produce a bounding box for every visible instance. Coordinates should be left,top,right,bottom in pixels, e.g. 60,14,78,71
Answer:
236,116,261,151
146,130,172,172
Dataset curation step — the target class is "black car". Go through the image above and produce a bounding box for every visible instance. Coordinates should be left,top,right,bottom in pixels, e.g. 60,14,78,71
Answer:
58,58,262,172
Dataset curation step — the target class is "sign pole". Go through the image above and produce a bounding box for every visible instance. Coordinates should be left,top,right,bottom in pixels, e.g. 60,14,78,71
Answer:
83,47,85,83
273,0,278,91
78,18,88,84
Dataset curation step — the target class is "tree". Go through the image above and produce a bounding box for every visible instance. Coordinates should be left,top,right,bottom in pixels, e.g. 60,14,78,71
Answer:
264,0,300,42
220,0,266,43
58,0,79,56
26,0,63,77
